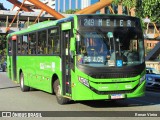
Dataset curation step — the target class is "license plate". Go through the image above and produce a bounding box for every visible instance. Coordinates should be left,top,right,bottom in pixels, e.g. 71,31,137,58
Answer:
111,94,124,99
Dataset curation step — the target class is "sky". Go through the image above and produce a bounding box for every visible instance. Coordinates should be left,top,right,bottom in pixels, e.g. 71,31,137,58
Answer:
0,0,45,10
0,0,100,11
0,0,20,10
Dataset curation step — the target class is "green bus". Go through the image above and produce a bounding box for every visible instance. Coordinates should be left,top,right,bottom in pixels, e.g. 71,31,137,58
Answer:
7,14,146,104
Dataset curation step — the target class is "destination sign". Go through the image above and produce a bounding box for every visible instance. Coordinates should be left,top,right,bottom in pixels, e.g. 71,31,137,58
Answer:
83,56,104,63
80,18,137,27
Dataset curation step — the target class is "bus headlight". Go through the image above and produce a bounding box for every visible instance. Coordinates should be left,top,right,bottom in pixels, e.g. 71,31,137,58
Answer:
78,77,90,87
147,77,153,81
140,75,146,84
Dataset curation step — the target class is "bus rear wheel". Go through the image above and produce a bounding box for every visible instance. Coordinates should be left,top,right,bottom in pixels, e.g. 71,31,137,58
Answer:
53,79,69,105
20,72,30,92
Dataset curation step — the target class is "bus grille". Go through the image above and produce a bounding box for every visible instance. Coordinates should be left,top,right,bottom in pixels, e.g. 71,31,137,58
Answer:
90,73,137,79
90,85,138,95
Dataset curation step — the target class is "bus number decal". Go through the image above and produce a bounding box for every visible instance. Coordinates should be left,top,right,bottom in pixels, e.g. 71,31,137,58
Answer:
39,62,55,71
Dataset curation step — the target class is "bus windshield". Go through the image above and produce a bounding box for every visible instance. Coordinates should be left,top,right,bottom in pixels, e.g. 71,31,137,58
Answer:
76,28,144,67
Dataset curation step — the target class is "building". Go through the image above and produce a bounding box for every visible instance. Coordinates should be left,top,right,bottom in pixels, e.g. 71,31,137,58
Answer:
144,40,159,51
9,0,100,13
43,0,99,13
81,0,99,9
146,61,160,72
55,0,80,12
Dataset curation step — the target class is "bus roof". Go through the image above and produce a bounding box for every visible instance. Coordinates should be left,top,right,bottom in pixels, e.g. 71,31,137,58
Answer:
8,20,57,36
7,14,139,38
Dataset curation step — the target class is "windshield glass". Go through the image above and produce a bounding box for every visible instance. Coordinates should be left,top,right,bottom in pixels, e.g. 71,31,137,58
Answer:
76,28,144,67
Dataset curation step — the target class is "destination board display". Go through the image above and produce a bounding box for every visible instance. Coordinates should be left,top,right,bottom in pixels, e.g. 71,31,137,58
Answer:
79,17,138,27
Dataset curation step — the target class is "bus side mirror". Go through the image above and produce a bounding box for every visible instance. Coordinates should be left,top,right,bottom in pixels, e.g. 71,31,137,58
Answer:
70,38,75,51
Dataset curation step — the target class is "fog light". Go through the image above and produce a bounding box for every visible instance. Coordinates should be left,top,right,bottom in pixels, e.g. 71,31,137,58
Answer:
78,77,90,87
140,75,145,84
147,77,153,81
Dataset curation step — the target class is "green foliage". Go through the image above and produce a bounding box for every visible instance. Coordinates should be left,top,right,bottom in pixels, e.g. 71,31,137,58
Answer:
113,0,136,10
64,9,80,14
0,35,7,64
111,0,136,16
112,0,160,23
112,0,121,4
122,0,136,10
136,0,160,23
0,35,6,50
0,48,6,64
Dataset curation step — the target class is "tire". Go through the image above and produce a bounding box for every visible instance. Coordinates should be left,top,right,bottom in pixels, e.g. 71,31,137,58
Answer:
20,72,30,92
53,79,70,105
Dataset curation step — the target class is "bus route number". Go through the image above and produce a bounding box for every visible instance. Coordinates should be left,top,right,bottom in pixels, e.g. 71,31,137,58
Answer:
84,19,95,26
84,56,104,63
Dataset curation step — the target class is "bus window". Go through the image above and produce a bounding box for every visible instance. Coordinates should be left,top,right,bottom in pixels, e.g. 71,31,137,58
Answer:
113,29,141,64
8,38,12,55
22,35,28,55
29,33,36,54
17,36,22,54
38,30,47,55
48,28,60,55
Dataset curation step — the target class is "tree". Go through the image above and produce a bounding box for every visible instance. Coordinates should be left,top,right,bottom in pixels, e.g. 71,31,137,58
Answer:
0,35,6,50
0,3,7,10
113,0,136,16
136,0,160,23
112,0,160,23
64,9,80,14
65,9,75,14
0,35,7,64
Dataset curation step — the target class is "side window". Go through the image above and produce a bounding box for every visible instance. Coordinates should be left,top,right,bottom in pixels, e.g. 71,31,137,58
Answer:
29,33,36,54
48,28,60,55
17,36,22,54
22,35,28,55
38,30,47,54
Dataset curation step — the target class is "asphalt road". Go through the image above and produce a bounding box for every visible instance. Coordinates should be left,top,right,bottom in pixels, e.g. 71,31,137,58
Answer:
0,72,160,119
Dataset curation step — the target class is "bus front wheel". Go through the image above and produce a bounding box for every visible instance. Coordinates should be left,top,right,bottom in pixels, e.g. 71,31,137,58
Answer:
20,72,30,92
53,79,69,105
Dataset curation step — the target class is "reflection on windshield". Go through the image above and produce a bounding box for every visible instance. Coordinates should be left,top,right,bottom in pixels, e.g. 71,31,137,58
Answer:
77,28,144,67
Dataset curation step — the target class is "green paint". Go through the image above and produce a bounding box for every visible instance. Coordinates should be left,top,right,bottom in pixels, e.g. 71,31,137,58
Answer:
7,14,145,102
61,22,71,30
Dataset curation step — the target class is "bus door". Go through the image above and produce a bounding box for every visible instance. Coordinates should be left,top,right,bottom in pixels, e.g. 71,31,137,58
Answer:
8,35,17,81
61,22,72,96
